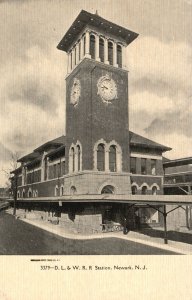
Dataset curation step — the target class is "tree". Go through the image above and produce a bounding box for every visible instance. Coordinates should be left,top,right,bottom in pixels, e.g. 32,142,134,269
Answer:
1,151,20,216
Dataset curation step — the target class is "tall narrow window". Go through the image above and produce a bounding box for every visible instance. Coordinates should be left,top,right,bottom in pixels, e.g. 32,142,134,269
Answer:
77,145,81,171
62,161,65,175
57,163,61,178
78,42,81,61
132,186,137,195
70,52,72,69
141,186,147,195
44,158,47,181
117,45,122,68
90,34,95,59
130,157,136,174
99,38,104,62
108,41,113,65
97,144,105,171
141,158,147,175
71,147,75,172
83,35,86,56
74,47,76,65
109,145,116,172
53,164,57,178
152,186,157,195
151,159,156,175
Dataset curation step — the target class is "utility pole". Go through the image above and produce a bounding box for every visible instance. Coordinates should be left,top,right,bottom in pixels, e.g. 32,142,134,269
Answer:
13,174,18,216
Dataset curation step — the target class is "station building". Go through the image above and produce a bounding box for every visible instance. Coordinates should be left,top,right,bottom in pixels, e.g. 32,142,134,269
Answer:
11,10,172,234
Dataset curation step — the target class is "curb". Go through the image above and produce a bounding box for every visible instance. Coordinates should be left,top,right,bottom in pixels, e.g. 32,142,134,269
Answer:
20,217,191,255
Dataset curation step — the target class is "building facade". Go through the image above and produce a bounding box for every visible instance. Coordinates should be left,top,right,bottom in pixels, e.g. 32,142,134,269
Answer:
163,157,192,229
11,10,171,233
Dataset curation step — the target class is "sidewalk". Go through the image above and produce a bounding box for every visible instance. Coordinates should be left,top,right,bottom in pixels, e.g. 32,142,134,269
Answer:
12,213,192,255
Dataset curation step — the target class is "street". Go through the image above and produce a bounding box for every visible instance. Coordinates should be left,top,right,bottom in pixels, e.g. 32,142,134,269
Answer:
0,211,178,255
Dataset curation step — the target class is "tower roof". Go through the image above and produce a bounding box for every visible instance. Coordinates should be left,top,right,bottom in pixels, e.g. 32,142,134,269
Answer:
57,10,138,52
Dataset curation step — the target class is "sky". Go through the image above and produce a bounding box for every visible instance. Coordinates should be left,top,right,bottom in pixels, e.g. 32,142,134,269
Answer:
0,0,192,185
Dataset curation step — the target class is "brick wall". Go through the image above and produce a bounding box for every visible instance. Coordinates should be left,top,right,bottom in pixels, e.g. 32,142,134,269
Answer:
65,59,130,173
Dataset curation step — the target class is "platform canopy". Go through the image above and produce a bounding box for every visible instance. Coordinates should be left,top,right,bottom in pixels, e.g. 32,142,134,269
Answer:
8,194,192,206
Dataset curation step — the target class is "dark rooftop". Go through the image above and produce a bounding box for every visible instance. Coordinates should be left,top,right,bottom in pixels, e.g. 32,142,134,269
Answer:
57,10,139,52
18,135,66,162
129,131,172,152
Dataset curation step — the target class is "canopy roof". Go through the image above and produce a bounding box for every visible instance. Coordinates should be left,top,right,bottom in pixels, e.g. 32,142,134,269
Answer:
8,194,192,206
163,157,192,168
57,10,139,52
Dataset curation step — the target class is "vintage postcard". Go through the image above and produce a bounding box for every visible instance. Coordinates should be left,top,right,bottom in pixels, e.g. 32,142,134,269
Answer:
0,0,192,299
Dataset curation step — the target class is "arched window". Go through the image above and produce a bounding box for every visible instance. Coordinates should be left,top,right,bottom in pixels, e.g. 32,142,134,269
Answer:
101,185,115,194
117,45,122,68
108,41,113,65
28,190,32,198
60,186,64,196
17,191,20,198
71,147,75,172
109,145,116,172
132,186,137,195
70,186,77,195
36,190,38,197
77,145,81,171
99,38,104,62
90,34,95,59
55,185,59,197
97,144,105,171
22,190,25,198
141,186,147,195
152,186,157,195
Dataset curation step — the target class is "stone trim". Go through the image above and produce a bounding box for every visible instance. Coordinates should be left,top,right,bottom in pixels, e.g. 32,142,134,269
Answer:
130,153,162,160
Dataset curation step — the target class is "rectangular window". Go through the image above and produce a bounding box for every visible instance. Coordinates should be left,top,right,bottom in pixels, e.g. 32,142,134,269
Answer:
151,159,156,175
141,158,147,175
57,163,61,178
53,164,57,178
130,157,136,174
62,161,65,175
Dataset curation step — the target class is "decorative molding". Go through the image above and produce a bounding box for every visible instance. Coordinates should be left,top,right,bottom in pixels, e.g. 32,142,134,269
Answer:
130,153,162,160
97,180,118,194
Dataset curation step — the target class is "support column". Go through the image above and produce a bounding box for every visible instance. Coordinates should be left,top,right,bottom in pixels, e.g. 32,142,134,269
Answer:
122,45,127,69
113,42,118,67
105,149,109,172
163,205,168,244
85,31,91,58
95,34,100,62
80,37,84,60
71,48,75,69
67,53,70,74
76,43,79,64
104,38,109,64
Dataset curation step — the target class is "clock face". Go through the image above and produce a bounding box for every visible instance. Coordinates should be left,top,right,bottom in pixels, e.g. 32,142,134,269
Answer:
97,75,117,104
70,78,81,106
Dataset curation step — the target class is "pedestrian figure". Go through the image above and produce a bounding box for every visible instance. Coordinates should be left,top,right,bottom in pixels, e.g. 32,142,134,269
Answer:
123,216,129,235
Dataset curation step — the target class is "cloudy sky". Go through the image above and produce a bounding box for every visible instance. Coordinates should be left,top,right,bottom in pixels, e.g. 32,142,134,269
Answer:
0,0,192,185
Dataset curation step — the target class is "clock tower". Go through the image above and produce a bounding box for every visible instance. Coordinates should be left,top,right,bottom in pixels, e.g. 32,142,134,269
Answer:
57,10,138,195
